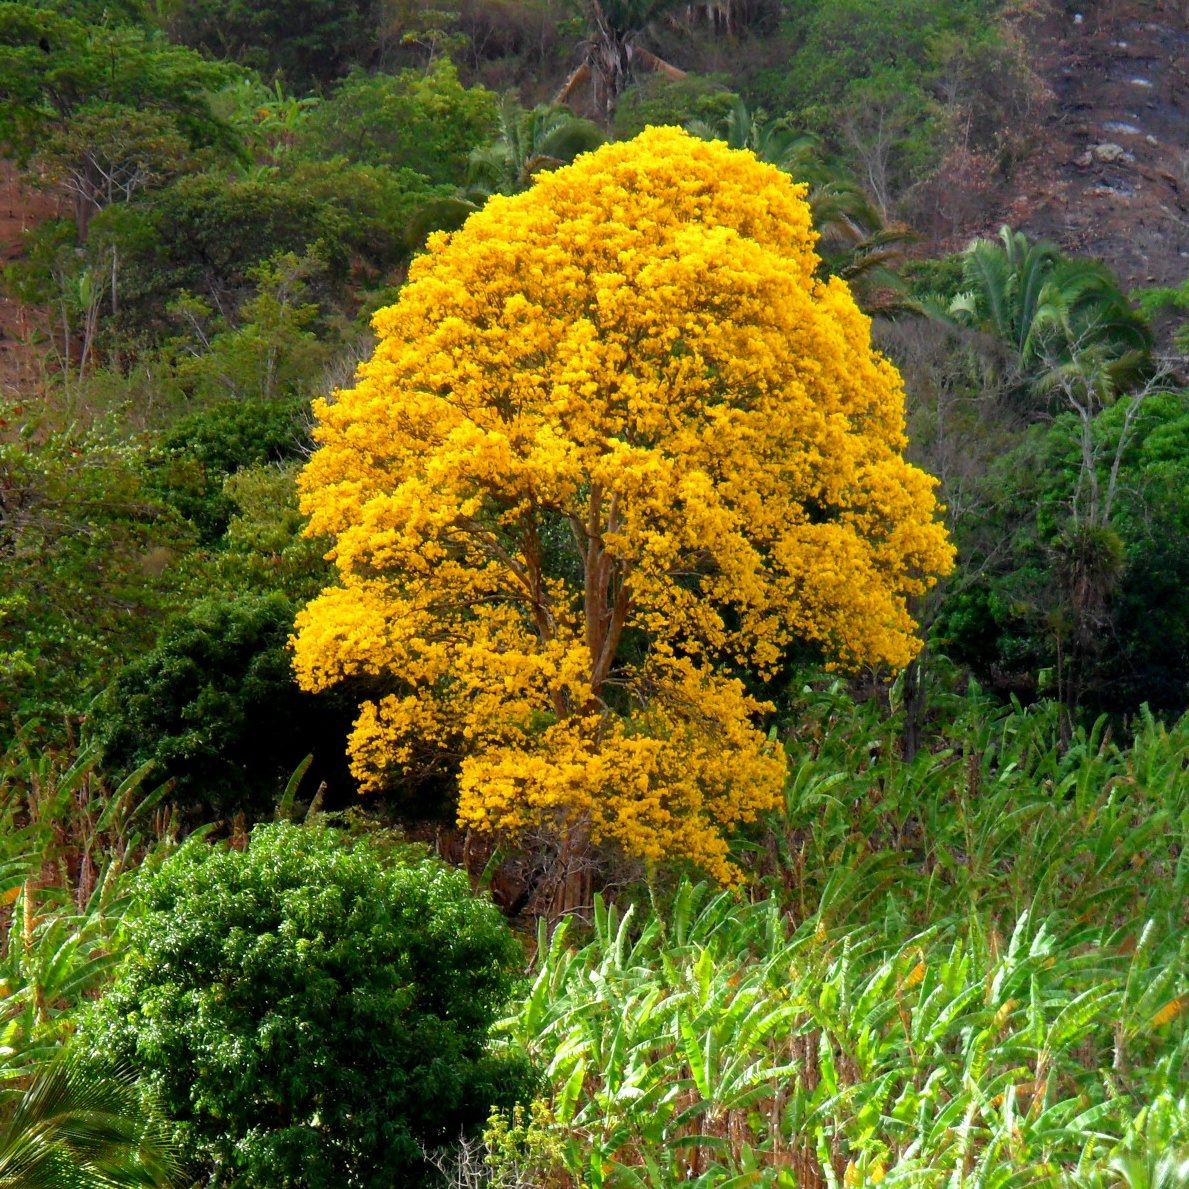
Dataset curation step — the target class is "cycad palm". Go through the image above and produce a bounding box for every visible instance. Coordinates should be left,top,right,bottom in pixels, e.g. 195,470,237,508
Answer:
406,98,604,247
0,1050,178,1189
946,226,1150,383
467,96,605,196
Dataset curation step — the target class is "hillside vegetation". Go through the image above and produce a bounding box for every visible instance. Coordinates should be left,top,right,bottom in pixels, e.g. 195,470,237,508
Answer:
0,1,1187,1187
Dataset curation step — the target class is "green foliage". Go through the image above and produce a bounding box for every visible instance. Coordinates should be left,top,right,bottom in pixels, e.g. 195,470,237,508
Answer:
613,74,738,140
285,159,447,273
0,742,174,1074
0,1047,179,1189
0,406,186,732
1134,275,1189,354
89,593,349,815
194,463,333,603
504,692,1189,1186
935,388,1189,719
944,227,1151,388
161,0,383,89
105,174,346,337
167,253,332,404
145,395,311,543
752,0,992,116
84,823,528,1189
0,6,238,165
29,101,195,217
408,96,604,245
297,60,499,184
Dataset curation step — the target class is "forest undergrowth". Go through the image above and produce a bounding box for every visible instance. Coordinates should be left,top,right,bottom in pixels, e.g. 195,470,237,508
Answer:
489,690,1189,1188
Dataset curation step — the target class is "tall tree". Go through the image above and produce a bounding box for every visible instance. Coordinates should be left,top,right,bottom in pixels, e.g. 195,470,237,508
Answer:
0,6,237,235
292,129,954,893
556,0,687,117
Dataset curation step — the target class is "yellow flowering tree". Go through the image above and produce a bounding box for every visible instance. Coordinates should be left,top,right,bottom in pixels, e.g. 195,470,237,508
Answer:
293,127,954,883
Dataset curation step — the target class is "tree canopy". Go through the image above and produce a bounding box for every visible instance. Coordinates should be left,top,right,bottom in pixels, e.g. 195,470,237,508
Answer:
292,128,954,880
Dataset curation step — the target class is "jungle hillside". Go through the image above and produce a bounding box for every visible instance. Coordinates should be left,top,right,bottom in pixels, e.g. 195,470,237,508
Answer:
0,1,1187,1188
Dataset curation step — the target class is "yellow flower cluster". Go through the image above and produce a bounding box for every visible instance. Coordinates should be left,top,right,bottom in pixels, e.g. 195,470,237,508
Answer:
293,127,954,881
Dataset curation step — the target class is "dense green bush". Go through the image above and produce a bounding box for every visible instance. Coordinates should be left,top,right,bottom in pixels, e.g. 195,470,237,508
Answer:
296,60,498,184
90,592,355,814
84,823,526,1189
146,397,312,542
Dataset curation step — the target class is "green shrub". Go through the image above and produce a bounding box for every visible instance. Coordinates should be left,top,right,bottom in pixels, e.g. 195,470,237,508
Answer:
146,397,311,542
89,592,356,814
296,61,498,184
83,822,527,1189
612,74,738,140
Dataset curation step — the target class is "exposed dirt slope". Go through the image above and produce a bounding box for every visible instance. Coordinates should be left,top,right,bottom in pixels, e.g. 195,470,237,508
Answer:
1014,0,1189,290
0,162,60,394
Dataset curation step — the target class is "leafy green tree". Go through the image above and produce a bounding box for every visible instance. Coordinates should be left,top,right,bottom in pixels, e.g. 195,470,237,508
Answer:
286,160,447,273
29,103,193,237
0,6,238,233
84,823,527,1189
161,0,384,89
90,593,353,815
296,60,498,185
0,1049,178,1189
102,174,347,337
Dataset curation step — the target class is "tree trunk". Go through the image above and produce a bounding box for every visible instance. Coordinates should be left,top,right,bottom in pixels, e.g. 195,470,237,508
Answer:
548,819,593,920
900,654,924,762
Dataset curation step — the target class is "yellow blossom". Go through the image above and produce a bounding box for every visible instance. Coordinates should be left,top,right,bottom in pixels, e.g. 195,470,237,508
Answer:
293,127,954,881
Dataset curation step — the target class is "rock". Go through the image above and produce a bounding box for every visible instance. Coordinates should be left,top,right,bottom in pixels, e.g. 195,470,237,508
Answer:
1103,122,1142,135
1093,142,1131,163
1076,150,1094,167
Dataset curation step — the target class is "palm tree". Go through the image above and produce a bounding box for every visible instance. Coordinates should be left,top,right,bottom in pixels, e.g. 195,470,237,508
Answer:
406,97,604,248
687,100,818,173
467,96,605,197
556,0,688,118
0,1050,178,1189
943,226,1151,384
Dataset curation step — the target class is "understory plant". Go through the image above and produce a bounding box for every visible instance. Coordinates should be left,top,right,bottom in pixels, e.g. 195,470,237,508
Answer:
497,692,1189,1188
